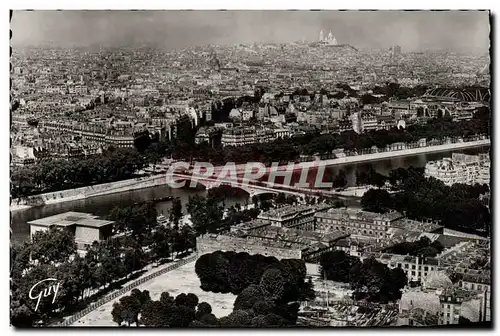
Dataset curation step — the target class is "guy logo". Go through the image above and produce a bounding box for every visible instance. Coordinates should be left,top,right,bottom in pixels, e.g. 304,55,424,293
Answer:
29,278,62,312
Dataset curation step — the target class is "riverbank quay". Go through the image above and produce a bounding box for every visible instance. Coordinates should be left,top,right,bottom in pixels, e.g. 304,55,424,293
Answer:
10,174,168,212
293,138,490,170
10,138,489,213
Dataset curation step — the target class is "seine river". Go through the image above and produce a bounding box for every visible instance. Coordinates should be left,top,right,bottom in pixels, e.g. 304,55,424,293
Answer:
10,147,488,242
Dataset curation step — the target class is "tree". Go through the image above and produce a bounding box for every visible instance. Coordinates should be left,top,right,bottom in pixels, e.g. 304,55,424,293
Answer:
349,257,406,303
195,252,231,293
380,267,408,302
30,227,76,264
90,239,127,289
10,300,38,327
233,284,265,311
384,237,444,257
184,293,200,308
112,290,150,326
320,250,360,283
140,300,167,327
199,313,219,326
169,198,183,228
195,302,213,320
123,246,146,276
111,301,125,326
151,225,171,264
54,260,86,310
361,188,393,213
187,195,224,235
108,202,158,242
169,305,196,327
388,167,409,189
361,94,378,105
10,241,32,281
259,268,286,302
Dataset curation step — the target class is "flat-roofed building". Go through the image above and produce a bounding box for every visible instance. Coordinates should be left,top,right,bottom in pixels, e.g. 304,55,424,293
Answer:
28,211,114,251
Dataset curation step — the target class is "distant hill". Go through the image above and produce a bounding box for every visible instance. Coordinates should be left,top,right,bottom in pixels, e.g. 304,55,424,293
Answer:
308,42,358,52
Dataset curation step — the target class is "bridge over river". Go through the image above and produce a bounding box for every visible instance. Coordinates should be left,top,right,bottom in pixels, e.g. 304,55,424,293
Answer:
169,172,338,198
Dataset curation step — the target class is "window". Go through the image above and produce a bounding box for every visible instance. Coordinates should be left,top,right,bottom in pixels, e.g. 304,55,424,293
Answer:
424,266,428,271
477,285,482,291
412,265,416,270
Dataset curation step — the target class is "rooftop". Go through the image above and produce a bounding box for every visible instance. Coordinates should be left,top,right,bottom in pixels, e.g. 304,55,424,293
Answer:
28,211,114,228
390,218,443,233
258,203,331,220
248,225,347,246
315,208,404,222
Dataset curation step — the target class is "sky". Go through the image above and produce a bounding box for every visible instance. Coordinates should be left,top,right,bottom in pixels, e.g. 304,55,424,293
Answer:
10,10,490,52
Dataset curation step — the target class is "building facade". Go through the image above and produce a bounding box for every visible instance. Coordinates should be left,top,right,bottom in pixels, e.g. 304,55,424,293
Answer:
425,153,490,186
315,208,404,240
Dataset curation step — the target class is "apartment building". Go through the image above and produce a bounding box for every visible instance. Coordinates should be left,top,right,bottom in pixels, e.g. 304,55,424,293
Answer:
257,203,332,230
425,153,490,186
351,111,379,134
221,126,274,147
315,208,404,240
460,273,491,322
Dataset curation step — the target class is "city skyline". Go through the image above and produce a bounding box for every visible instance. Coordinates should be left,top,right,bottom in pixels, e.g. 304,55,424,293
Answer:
11,10,490,52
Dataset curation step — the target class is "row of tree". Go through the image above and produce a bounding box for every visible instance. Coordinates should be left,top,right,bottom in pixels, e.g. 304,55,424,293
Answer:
319,250,407,303
11,147,147,199
10,200,197,327
110,252,318,327
145,107,489,166
112,283,304,327
194,251,315,302
11,230,148,327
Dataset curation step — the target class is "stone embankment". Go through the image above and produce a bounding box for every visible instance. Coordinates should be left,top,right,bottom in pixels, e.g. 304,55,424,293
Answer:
11,138,490,212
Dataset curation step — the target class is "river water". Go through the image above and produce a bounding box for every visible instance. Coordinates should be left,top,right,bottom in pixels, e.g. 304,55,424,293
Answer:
10,147,488,242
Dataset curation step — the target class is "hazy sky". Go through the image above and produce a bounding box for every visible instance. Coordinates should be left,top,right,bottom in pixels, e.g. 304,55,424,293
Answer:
11,10,490,52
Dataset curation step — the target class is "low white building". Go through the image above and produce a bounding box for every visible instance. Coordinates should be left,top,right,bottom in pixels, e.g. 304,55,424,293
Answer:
28,212,114,252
